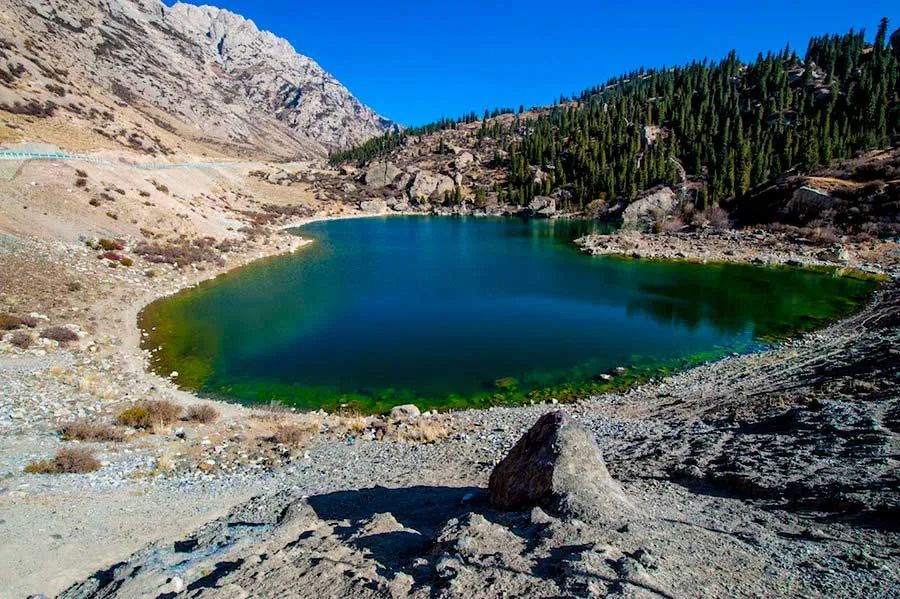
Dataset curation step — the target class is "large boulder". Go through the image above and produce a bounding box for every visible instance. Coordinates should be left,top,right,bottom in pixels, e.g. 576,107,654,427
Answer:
409,171,455,201
784,186,840,222
365,161,401,189
489,411,637,523
622,186,678,226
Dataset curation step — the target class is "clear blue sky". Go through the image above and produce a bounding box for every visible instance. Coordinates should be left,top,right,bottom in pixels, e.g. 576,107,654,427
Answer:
170,1,899,126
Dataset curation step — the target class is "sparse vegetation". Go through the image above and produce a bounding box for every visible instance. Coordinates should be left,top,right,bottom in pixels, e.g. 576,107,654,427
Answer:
9,330,33,349
40,326,79,343
272,423,308,446
117,400,181,429
0,314,37,330
24,447,101,474
185,404,219,424
59,420,125,442
134,239,222,268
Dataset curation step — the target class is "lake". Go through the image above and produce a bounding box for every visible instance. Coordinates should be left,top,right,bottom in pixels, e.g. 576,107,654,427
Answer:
140,216,877,413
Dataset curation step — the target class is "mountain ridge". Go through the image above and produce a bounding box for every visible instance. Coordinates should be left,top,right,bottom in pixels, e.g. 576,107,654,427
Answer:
0,0,394,159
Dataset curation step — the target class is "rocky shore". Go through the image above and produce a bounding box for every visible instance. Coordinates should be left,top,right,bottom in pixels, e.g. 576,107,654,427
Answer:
576,228,900,276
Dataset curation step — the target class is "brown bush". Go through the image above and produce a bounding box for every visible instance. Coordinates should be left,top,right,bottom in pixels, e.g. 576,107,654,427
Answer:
185,404,219,424
25,447,101,474
0,314,24,330
59,420,125,442
117,400,181,429
40,326,79,343
9,330,33,349
272,424,306,446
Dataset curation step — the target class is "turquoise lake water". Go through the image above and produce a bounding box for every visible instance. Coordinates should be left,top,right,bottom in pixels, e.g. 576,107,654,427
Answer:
141,216,877,412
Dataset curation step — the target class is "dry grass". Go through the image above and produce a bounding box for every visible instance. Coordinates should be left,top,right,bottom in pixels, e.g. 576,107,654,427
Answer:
25,447,101,474
394,420,450,444
117,400,181,429
338,415,369,435
272,423,313,446
185,404,219,424
59,420,125,442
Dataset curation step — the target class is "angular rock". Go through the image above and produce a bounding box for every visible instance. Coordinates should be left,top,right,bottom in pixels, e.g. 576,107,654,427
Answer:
359,199,387,213
489,410,637,523
365,161,401,189
622,186,678,225
409,171,454,201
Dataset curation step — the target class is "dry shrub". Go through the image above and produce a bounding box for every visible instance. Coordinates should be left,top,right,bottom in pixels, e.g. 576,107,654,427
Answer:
117,400,181,429
134,239,221,268
25,447,101,474
704,205,731,229
97,238,124,251
0,314,24,330
9,330,33,349
272,423,309,446
185,404,219,424
59,420,125,442
40,326,79,343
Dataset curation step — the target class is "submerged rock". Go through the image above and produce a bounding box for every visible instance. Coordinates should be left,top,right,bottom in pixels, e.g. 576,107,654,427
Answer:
488,410,637,523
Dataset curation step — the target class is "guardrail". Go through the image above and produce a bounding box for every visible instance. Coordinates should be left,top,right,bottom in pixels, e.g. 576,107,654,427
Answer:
0,151,252,170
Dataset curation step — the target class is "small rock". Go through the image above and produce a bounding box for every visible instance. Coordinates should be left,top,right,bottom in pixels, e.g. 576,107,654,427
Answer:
389,404,421,421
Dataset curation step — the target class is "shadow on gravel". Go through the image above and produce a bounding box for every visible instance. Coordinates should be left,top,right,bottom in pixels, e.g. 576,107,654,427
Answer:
307,485,487,580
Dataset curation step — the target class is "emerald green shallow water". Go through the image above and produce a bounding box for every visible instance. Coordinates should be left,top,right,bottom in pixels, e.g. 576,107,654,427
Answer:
141,216,877,413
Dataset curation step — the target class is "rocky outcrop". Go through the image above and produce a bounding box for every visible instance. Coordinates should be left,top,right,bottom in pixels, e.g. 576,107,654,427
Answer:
622,186,678,225
0,0,393,158
364,161,401,188
358,199,387,213
409,171,455,201
525,196,556,218
489,411,637,523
